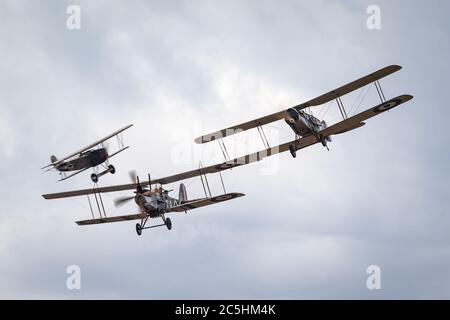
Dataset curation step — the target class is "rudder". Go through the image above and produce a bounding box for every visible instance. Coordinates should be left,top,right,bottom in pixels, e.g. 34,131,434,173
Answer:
179,183,188,203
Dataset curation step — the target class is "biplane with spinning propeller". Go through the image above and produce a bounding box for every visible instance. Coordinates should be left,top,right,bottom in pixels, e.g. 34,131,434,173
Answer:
41,65,413,235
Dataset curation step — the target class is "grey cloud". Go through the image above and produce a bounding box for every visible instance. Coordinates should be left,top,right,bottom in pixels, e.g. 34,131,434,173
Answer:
0,0,449,299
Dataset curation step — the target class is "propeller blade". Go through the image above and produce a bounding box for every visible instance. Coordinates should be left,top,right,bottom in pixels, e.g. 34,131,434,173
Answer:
128,170,137,185
114,195,135,207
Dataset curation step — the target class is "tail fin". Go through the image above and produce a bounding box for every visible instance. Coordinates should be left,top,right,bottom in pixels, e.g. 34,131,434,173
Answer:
179,183,188,203
50,155,58,163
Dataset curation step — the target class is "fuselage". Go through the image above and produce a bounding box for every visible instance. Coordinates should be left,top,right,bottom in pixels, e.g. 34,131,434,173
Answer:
135,189,179,218
55,148,108,172
284,108,327,137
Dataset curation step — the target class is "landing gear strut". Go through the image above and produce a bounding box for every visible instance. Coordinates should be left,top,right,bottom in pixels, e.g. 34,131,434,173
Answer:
319,135,329,151
135,215,173,236
91,164,116,183
289,144,297,158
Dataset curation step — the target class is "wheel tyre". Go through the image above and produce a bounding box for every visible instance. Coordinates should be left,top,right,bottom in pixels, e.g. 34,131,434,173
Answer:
109,165,116,174
165,218,172,230
289,145,297,158
320,135,327,147
136,223,142,236
91,173,98,183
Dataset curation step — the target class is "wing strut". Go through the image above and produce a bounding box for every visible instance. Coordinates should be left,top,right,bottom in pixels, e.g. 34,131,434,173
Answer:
218,171,227,194
257,125,271,149
375,80,387,103
87,185,108,219
336,97,348,120
335,77,388,120
217,139,231,162
199,162,212,198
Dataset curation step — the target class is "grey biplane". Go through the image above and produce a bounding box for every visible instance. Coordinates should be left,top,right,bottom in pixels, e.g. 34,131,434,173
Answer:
41,65,413,235
42,168,244,235
41,124,133,182
195,65,413,159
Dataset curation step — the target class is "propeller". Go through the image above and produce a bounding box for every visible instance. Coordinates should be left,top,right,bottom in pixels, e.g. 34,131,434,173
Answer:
114,195,135,207
113,170,144,207
129,170,137,185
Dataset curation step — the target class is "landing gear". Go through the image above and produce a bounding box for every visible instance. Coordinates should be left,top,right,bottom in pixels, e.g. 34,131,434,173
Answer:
289,144,297,158
165,217,172,230
319,135,330,151
134,215,173,235
108,164,116,174
136,223,142,236
91,164,116,183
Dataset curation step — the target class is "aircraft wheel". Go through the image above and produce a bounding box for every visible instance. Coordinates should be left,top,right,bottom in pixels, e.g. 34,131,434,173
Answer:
136,223,142,236
289,145,297,158
91,173,98,183
319,135,327,147
109,165,116,174
165,218,172,230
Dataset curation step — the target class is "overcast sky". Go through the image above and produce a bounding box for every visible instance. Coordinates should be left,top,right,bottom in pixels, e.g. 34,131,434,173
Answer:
1,0,449,299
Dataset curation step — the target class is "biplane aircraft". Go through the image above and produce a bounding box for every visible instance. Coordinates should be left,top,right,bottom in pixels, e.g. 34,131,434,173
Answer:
43,168,245,235
194,65,413,158
41,65,413,235
41,124,133,182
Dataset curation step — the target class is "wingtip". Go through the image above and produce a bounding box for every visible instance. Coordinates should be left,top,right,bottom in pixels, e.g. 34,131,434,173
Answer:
387,64,402,71
194,135,216,144
194,137,203,144
402,94,414,101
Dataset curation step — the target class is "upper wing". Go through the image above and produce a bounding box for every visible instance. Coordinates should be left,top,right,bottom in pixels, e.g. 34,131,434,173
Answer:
166,193,245,213
194,110,286,144
41,135,318,200
194,65,401,144
293,65,401,108
41,124,133,169
42,94,412,201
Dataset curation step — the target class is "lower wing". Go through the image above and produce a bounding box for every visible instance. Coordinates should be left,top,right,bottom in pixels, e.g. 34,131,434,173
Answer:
166,193,245,213
76,213,146,226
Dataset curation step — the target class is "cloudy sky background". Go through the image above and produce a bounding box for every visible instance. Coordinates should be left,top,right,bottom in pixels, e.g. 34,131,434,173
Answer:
0,0,449,299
